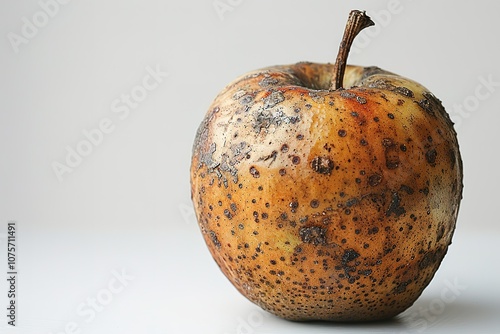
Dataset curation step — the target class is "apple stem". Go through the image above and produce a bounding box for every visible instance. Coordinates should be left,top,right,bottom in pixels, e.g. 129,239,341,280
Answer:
330,10,374,91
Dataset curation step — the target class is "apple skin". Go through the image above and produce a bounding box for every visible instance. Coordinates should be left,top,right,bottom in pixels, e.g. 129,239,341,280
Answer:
190,62,463,321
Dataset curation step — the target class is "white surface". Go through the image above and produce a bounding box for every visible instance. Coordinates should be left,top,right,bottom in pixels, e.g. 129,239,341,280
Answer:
1,0,500,333
1,223,498,334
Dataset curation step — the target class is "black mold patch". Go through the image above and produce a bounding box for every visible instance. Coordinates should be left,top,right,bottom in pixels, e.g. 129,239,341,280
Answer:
417,98,434,115
426,149,438,166
419,247,446,270
393,279,412,294
299,226,327,246
340,249,361,281
399,185,414,195
416,92,446,118
342,249,360,264
386,192,406,217
311,156,334,175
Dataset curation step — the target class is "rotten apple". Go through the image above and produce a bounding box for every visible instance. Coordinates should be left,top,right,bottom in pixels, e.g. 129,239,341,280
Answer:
190,10,463,321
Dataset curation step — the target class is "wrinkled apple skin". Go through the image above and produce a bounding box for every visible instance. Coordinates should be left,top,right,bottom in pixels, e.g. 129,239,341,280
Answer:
190,63,463,322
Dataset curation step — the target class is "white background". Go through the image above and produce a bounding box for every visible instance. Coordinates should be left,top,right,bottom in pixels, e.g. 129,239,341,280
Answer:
1,0,500,333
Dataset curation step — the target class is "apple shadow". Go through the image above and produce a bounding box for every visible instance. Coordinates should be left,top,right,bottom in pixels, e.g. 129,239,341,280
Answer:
272,314,407,333
257,297,499,333
395,296,500,330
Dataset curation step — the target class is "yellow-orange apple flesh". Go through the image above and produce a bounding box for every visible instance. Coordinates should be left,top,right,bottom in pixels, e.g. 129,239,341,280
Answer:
190,63,463,321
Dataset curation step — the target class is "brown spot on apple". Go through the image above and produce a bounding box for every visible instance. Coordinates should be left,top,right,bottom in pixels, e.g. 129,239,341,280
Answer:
393,86,414,98
368,173,382,187
311,156,334,175
382,138,400,169
209,230,221,249
426,149,437,166
249,166,260,178
291,155,301,165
